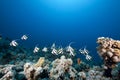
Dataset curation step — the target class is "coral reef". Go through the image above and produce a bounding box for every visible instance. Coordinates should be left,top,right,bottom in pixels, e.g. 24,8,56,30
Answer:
34,57,45,68
24,63,43,80
49,55,77,80
0,64,21,80
97,37,120,77
24,57,50,80
0,37,120,80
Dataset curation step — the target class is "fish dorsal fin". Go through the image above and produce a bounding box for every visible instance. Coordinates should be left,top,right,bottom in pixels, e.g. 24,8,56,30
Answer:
69,42,75,47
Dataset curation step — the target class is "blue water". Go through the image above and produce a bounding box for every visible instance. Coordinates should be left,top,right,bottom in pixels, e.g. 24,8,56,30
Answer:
0,0,120,61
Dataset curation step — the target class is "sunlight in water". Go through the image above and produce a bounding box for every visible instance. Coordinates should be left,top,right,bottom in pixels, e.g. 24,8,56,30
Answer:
39,0,96,11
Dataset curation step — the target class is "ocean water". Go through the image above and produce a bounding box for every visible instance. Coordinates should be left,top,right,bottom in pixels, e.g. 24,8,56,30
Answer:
0,0,120,64
0,0,120,80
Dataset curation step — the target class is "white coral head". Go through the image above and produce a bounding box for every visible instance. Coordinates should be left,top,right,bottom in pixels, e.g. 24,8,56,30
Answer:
60,55,66,59
107,51,113,58
112,56,119,62
67,58,73,65
24,63,31,69
78,72,86,78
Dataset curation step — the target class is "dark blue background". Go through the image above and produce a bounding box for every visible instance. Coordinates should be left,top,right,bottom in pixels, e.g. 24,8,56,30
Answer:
0,0,120,60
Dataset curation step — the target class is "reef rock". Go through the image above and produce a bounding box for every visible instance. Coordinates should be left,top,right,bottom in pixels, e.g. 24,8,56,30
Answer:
97,37,120,77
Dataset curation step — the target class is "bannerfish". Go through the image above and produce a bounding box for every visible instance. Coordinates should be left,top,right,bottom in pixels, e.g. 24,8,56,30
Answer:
66,42,75,56
51,43,56,49
79,47,92,61
86,54,92,61
33,46,40,53
21,35,28,40
51,48,58,55
79,47,89,55
10,40,18,47
58,47,64,54
42,47,48,53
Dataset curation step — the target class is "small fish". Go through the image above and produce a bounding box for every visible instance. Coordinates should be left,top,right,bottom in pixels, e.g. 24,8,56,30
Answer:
84,48,89,55
79,49,85,54
77,58,81,65
51,43,56,49
86,54,92,61
33,46,40,53
66,42,75,56
21,35,28,40
79,47,89,55
58,47,64,54
70,51,75,56
79,47,92,61
10,40,18,47
51,48,58,55
66,42,74,52
42,47,48,53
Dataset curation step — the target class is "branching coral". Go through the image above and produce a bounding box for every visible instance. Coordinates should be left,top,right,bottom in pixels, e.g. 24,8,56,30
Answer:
34,57,45,68
0,65,16,80
78,71,86,80
97,37,120,77
1,70,16,80
50,55,77,80
24,57,49,80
